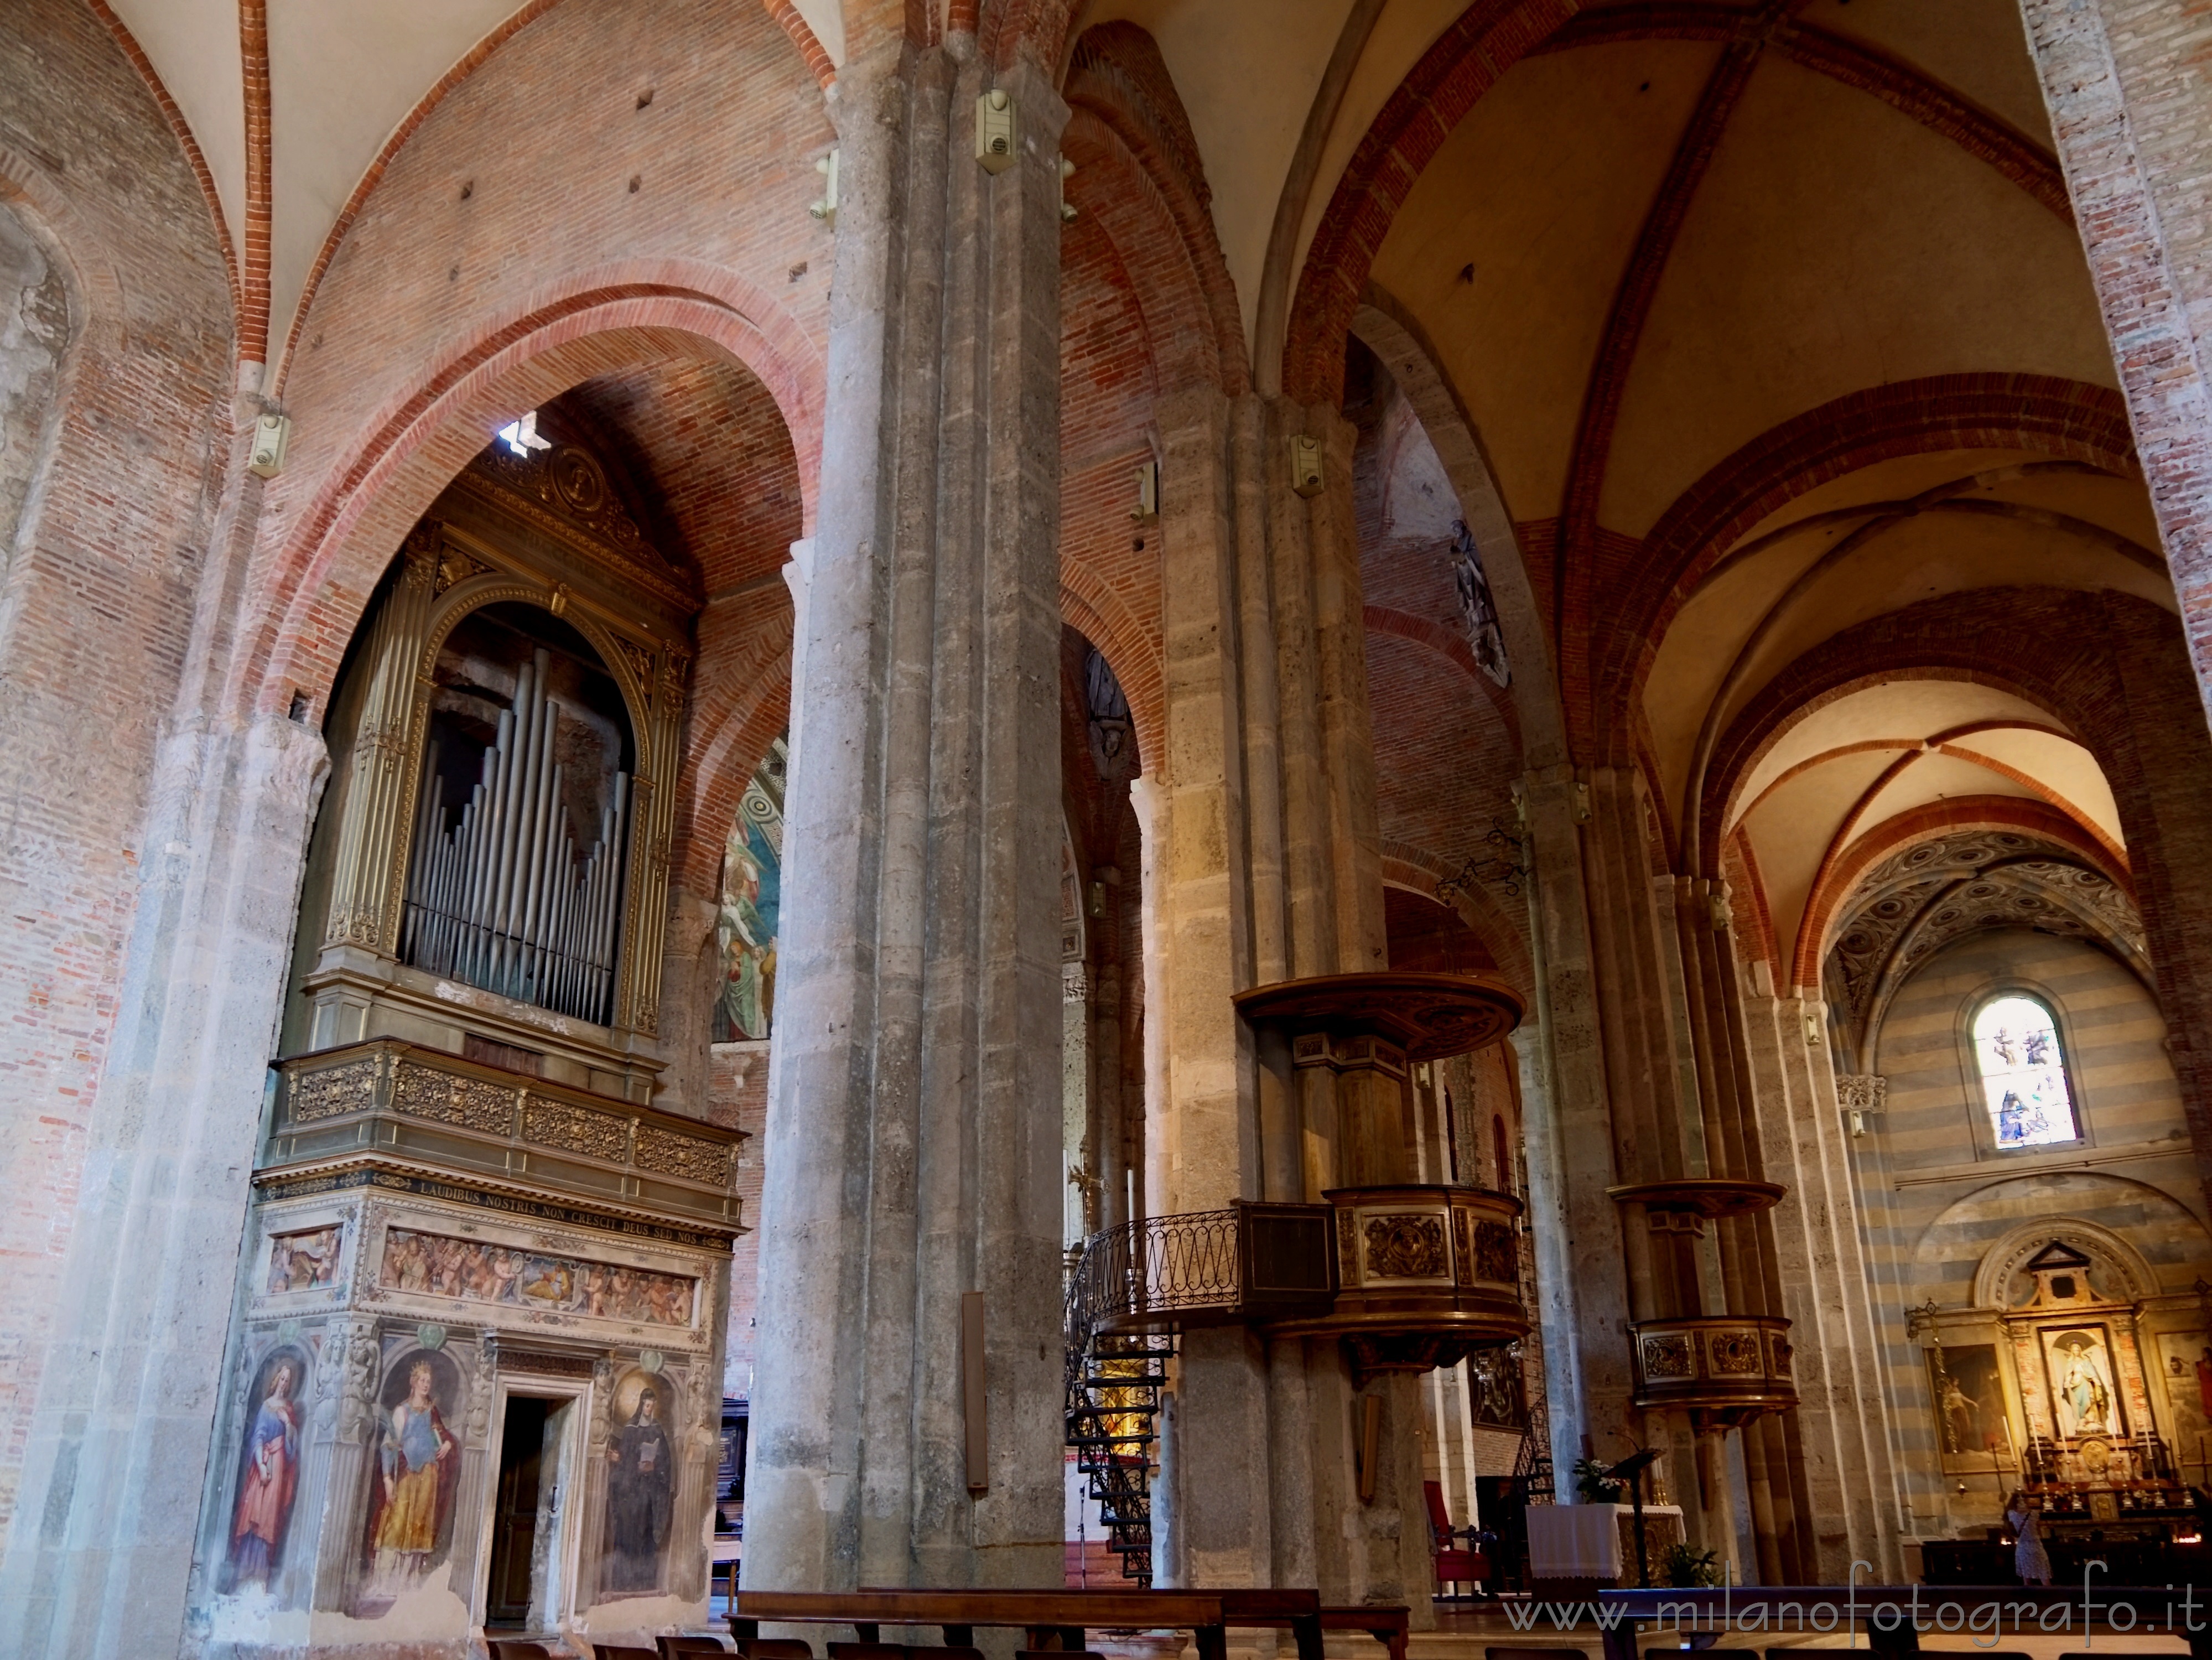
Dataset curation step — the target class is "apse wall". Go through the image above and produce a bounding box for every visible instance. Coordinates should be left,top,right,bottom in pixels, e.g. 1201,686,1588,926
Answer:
1874,928,2187,1190
1852,925,2207,1545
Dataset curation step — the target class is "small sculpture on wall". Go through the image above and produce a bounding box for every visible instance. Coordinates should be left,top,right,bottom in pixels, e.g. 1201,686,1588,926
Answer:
603,1372,676,1594
225,1349,307,1592
359,1350,461,1610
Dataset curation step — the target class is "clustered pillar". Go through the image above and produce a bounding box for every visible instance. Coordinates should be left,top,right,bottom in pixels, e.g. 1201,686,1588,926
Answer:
744,34,1071,1592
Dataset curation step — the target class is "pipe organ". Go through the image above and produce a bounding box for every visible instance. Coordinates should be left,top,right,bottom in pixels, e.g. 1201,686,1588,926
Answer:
401,649,631,1024
288,423,700,1102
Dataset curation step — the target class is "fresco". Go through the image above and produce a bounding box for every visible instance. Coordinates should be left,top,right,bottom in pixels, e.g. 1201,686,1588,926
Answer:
357,1347,463,1612
265,1223,342,1293
601,1371,676,1595
378,1226,695,1327
224,1346,308,1593
712,740,784,1042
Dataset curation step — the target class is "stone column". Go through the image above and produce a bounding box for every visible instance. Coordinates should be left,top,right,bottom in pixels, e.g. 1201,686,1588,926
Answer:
0,710,331,1658
743,35,1067,1592
1740,972,1902,1579
1133,387,1431,1612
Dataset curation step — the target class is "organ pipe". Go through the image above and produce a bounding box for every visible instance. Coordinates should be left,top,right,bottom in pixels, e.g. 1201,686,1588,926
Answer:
401,648,630,1024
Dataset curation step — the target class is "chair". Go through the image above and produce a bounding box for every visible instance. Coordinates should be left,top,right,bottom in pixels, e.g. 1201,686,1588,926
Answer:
1490,1648,1585,1660
661,1640,735,1659
731,1644,813,1660
827,1645,908,1660
1426,1480,1489,1596
490,1645,560,1660
596,1647,661,1660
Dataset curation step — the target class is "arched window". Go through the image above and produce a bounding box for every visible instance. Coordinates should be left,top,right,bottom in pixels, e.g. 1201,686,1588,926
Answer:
1972,994,2079,1148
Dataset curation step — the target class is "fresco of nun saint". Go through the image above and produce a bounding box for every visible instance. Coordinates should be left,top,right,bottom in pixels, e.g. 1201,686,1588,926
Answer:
712,739,785,1043
601,1372,677,1595
224,1347,308,1594
2043,1325,2125,1440
356,1348,463,1614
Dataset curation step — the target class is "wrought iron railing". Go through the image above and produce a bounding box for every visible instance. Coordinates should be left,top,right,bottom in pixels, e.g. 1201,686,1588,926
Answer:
1068,1208,1245,1340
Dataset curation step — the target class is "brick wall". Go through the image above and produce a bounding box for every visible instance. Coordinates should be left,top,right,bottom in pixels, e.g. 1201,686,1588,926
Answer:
0,0,236,1534
233,0,833,733
2025,0,2212,733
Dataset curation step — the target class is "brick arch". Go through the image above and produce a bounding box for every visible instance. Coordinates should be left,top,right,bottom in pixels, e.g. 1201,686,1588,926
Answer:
979,0,1081,71
1063,23,1248,396
238,274,823,723
1792,793,2131,992
1061,571,1162,777
1706,609,2106,865
1380,854,1534,1000
1588,374,2138,764
80,0,239,325
1689,588,2212,1084
762,0,837,90
674,603,794,899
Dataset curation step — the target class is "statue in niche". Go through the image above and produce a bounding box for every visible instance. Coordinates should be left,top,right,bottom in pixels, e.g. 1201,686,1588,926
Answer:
359,1351,461,1605
603,1373,676,1593
225,1350,305,1592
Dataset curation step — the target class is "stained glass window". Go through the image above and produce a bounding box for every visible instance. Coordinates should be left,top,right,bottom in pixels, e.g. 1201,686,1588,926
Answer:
1972,995,2079,1148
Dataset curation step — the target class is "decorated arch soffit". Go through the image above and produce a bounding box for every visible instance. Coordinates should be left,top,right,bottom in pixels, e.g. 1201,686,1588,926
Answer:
1968,1216,2161,1311
1823,828,2149,1069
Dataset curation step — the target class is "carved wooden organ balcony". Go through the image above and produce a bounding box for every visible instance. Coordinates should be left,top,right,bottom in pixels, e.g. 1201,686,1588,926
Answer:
268,1037,744,1233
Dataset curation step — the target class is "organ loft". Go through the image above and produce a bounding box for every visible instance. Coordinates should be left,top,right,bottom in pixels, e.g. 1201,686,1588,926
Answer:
4,1,2212,1657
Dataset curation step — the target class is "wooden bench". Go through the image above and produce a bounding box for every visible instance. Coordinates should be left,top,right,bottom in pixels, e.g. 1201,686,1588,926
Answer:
1321,1603,1409,1660
734,1585,1329,1660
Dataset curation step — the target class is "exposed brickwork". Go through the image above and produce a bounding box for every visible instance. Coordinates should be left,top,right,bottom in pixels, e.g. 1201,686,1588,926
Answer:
1065,25,1249,394
1384,886,1498,974
760,0,837,92
2026,0,2212,738
0,0,236,1535
271,0,569,388
238,0,271,369
1285,0,1577,405
241,0,833,724
80,0,240,325
547,358,804,900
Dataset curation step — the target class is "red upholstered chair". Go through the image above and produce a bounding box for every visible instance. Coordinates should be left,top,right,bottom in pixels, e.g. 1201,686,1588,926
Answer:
1425,1480,1489,1597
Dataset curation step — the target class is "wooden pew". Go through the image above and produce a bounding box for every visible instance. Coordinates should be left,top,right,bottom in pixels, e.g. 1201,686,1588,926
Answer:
734,1585,1328,1660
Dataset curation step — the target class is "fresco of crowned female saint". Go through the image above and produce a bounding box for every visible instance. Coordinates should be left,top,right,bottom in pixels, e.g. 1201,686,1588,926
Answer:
602,1375,676,1594
359,1351,461,1607
225,1350,305,1592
